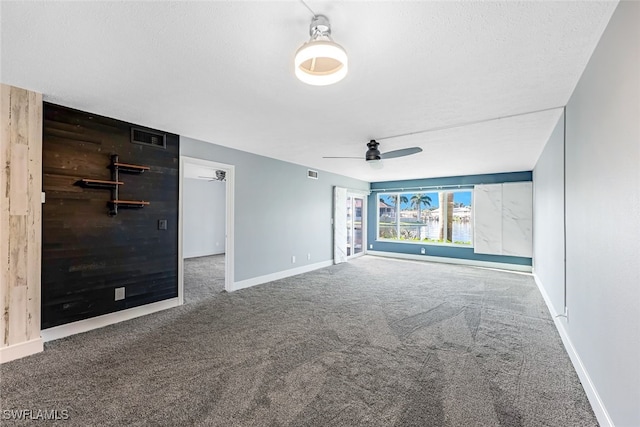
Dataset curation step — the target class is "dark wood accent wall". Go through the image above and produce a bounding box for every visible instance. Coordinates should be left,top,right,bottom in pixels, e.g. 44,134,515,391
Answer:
42,103,179,329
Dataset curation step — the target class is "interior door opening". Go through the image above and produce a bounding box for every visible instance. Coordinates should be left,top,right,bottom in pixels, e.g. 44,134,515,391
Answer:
179,157,235,303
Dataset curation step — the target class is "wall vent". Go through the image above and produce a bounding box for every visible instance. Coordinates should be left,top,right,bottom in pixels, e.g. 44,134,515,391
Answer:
307,169,318,179
131,127,166,149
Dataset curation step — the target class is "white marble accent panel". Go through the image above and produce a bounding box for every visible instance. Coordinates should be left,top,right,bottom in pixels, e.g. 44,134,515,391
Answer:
333,187,348,264
473,184,503,255
502,182,533,257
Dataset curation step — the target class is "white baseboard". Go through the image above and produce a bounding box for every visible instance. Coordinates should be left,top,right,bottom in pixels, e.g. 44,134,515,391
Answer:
184,251,224,259
41,298,181,342
0,338,44,364
532,273,613,427
367,251,532,273
231,260,333,292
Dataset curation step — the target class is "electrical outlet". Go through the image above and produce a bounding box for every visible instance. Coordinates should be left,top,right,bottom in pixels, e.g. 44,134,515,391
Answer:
307,253,311,261
115,287,125,301
369,244,373,249
158,219,168,230
420,247,426,254
291,256,296,264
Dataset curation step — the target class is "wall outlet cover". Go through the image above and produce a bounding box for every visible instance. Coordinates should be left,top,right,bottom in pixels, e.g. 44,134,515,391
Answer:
158,219,168,230
115,287,125,301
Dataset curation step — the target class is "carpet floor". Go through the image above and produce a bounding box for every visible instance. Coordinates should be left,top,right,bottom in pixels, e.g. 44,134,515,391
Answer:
184,254,225,303
0,256,597,426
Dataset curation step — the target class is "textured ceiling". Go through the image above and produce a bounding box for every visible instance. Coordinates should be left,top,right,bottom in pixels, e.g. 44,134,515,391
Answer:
0,1,617,182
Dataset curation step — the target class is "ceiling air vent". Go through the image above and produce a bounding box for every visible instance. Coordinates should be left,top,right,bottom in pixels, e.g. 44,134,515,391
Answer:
307,169,318,179
131,127,167,149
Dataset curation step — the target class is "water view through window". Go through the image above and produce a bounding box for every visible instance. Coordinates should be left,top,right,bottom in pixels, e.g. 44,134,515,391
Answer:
378,190,473,245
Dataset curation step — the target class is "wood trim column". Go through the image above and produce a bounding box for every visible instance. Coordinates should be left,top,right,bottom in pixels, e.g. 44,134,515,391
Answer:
0,83,43,363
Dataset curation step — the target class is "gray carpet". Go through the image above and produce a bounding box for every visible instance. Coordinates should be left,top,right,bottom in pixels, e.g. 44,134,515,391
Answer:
0,256,597,426
184,254,225,303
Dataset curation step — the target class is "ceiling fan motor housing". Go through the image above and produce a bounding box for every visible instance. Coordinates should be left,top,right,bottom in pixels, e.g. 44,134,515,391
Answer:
366,140,381,161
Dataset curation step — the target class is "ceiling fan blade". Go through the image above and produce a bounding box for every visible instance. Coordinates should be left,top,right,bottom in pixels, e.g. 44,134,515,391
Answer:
322,156,362,159
379,147,423,159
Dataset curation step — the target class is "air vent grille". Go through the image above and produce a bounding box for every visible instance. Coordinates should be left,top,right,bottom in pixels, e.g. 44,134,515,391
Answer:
131,127,166,149
307,169,318,179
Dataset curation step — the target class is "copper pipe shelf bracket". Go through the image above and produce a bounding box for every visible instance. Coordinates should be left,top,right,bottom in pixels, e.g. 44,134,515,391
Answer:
107,154,150,215
78,154,150,216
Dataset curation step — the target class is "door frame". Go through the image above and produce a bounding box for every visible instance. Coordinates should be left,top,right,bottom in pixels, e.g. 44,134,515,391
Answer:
179,156,235,303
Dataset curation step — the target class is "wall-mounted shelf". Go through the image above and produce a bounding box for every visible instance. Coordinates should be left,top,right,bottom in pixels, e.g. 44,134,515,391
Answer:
109,200,150,208
111,162,150,174
78,154,150,215
80,179,124,189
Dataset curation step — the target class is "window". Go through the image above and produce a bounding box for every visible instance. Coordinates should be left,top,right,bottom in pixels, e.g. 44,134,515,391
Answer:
377,190,473,246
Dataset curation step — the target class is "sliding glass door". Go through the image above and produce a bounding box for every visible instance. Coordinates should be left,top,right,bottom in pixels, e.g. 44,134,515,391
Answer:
334,187,366,264
347,195,364,258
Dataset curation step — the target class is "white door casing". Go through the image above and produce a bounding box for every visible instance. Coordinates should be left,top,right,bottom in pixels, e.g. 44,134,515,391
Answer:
179,156,235,299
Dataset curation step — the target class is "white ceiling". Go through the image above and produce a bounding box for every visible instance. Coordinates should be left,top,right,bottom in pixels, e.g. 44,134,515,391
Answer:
0,1,617,182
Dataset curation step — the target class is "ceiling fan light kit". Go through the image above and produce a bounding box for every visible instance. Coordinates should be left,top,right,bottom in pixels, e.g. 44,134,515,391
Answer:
295,14,348,86
365,140,382,161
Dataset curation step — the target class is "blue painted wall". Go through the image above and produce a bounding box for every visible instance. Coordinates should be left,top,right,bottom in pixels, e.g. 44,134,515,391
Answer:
368,171,533,266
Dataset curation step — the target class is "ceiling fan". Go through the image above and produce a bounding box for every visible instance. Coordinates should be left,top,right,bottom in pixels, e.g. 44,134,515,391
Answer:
198,170,226,182
323,140,422,162
321,106,566,164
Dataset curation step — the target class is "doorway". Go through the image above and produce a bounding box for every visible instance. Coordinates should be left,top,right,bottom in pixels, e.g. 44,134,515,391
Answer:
179,156,235,304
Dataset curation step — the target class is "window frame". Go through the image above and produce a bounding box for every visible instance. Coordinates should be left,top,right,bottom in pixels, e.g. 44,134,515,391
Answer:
376,189,474,247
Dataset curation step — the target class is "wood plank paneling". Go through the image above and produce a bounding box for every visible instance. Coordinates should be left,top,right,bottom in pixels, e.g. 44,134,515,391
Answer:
42,103,179,329
27,89,42,341
9,137,28,214
8,216,28,343
0,84,43,354
0,85,10,348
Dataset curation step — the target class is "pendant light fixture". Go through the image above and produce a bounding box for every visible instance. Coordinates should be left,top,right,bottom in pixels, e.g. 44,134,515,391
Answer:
295,14,348,86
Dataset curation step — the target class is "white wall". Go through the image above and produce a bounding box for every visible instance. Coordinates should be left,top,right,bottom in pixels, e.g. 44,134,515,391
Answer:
183,177,226,258
533,2,640,426
533,113,565,316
